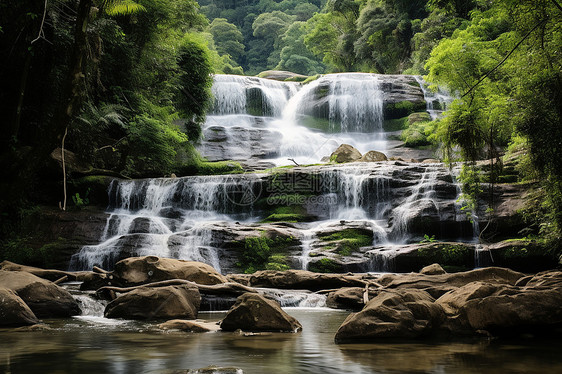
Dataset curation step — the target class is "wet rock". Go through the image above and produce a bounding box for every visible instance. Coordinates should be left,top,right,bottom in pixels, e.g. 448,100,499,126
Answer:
0,287,40,327
420,263,446,275
334,289,445,342
376,267,525,299
437,280,562,335
0,261,84,282
112,256,228,286
488,240,557,273
158,319,218,332
359,150,388,162
326,287,371,310
246,270,366,291
0,270,80,318
220,293,302,332
178,365,244,374
105,284,201,320
258,70,308,81
330,144,362,163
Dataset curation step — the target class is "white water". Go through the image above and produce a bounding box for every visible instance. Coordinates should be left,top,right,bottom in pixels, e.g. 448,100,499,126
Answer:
414,76,453,120
200,73,388,167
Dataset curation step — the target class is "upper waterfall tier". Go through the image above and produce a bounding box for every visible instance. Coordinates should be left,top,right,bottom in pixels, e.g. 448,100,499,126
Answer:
200,73,428,168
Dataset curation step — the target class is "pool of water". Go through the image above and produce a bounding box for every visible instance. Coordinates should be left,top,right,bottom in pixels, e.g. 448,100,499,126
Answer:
1,309,562,373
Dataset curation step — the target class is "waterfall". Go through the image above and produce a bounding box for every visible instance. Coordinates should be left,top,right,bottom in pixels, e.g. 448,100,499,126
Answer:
414,76,452,120
70,175,264,271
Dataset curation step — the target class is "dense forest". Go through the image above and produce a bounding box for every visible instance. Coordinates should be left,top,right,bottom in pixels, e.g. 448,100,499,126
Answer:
1,0,561,263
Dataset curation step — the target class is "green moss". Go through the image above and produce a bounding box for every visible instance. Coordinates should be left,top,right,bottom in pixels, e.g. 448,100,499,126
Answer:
400,119,438,148
384,100,427,119
0,237,66,269
236,232,298,273
416,243,472,269
383,117,408,132
180,159,243,176
302,74,321,84
317,228,373,256
308,258,342,273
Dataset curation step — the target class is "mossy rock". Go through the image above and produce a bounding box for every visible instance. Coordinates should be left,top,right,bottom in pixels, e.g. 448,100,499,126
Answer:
383,117,408,132
490,240,557,273
416,242,473,270
384,100,427,120
308,257,344,273
317,228,373,256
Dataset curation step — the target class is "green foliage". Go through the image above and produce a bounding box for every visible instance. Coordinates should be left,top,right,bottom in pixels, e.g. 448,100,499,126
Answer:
71,190,90,209
420,234,437,243
417,243,472,270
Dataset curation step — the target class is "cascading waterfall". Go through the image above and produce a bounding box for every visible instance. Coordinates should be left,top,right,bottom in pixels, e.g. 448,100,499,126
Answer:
414,76,452,120
69,175,264,271
74,74,476,275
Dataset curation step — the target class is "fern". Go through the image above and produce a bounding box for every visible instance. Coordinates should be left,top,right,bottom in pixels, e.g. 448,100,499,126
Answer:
101,0,146,16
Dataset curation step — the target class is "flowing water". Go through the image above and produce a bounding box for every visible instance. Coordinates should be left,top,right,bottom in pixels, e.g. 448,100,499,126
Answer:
3,309,562,374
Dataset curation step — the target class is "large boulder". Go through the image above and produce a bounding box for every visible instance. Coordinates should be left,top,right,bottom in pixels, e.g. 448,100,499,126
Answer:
105,284,201,320
330,144,362,163
335,289,445,342
376,267,525,299
326,287,369,310
359,151,388,162
0,261,82,282
220,293,302,332
437,279,562,335
245,270,367,291
0,270,80,318
0,287,40,327
112,256,228,286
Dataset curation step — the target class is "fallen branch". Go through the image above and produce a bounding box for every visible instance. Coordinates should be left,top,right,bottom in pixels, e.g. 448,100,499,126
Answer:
54,275,68,285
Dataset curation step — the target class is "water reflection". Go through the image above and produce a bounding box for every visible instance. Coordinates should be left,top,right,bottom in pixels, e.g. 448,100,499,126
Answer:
1,310,562,374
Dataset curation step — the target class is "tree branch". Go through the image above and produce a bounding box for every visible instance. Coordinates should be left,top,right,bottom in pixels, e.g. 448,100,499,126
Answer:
461,19,547,99
31,0,49,44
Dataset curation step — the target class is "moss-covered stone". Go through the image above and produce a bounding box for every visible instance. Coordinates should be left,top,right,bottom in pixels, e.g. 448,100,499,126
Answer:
69,175,112,207
317,228,373,256
383,117,408,132
416,242,473,271
384,100,427,119
308,258,343,273
235,232,299,274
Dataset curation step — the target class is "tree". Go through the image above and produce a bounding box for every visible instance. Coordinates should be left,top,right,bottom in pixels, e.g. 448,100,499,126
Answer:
209,18,245,62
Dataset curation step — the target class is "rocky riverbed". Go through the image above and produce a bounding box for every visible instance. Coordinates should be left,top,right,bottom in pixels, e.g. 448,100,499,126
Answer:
2,256,562,343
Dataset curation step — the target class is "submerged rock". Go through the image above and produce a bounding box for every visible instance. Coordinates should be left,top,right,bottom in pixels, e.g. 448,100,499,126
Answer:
0,287,40,327
158,319,218,333
220,293,302,332
112,256,228,286
105,284,201,320
0,270,80,318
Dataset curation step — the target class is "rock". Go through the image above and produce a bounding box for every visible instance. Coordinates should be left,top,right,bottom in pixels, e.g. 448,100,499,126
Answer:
0,270,80,318
258,70,308,81
112,256,228,286
220,293,302,332
50,147,93,174
334,289,445,342
421,159,440,164
246,270,366,291
0,261,82,282
105,284,201,320
180,366,244,374
487,240,557,273
0,287,40,327
157,319,218,332
330,144,362,163
437,280,562,335
376,267,525,299
359,150,388,162
420,263,446,275
326,287,371,310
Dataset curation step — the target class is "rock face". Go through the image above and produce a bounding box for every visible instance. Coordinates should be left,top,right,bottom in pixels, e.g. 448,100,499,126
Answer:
105,284,201,320
220,293,302,332
0,287,40,327
330,144,362,163
335,289,445,342
359,150,388,162
0,270,80,318
112,256,228,286
326,287,369,310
